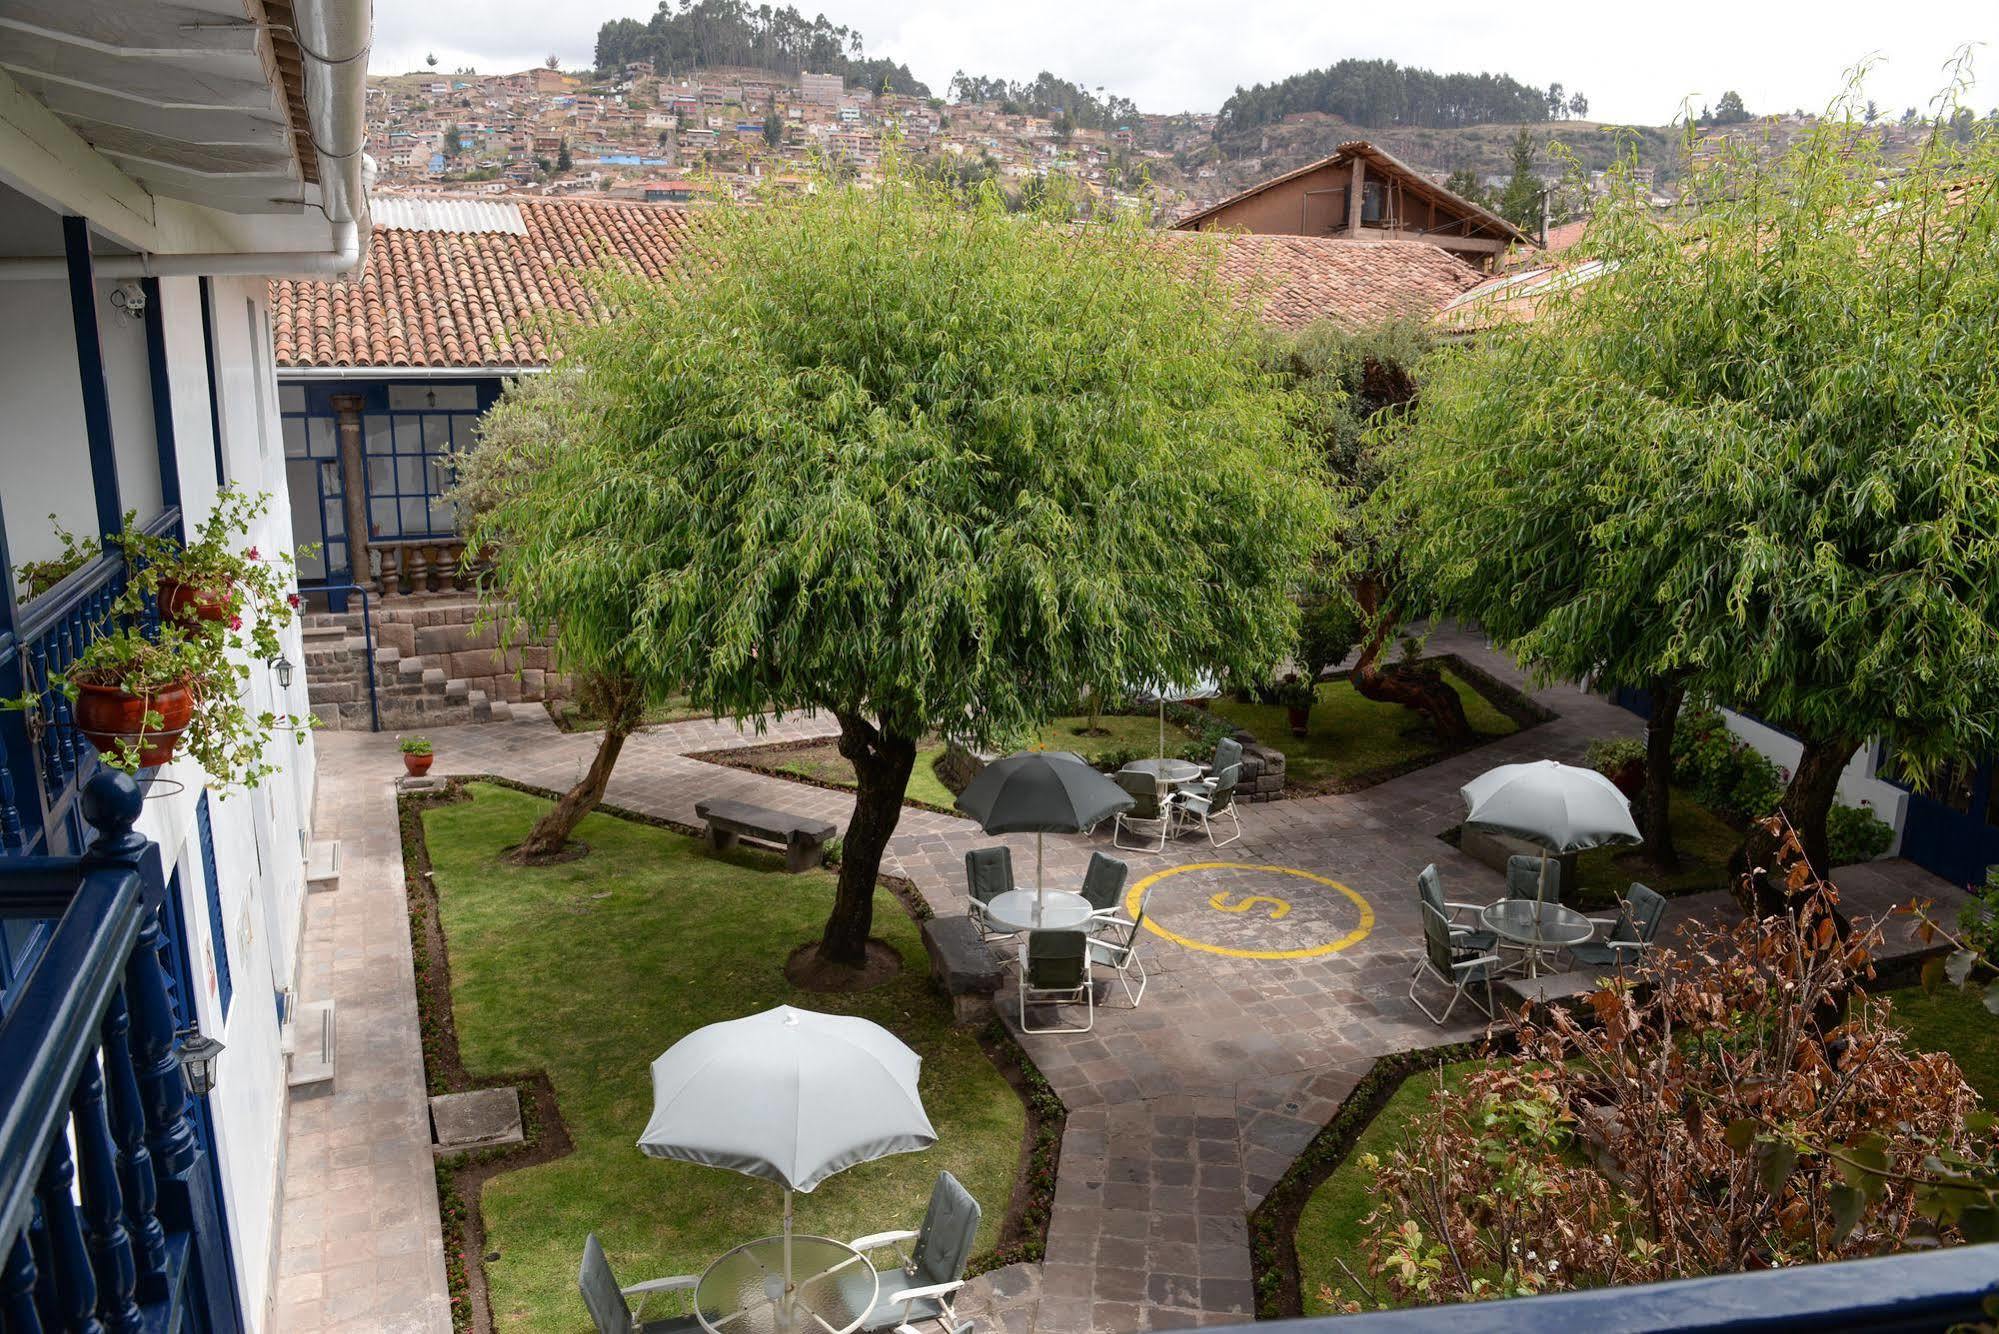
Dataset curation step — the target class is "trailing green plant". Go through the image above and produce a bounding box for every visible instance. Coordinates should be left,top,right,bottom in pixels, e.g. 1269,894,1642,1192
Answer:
11,515,99,603
0,495,310,784
1269,673,1318,710
115,489,304,664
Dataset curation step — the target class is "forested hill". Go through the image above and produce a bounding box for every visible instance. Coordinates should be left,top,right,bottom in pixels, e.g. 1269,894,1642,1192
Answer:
1218,59,1584,137
594,0,928,96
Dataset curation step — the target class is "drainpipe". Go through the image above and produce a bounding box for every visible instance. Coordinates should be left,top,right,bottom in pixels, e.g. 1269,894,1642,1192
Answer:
0,0,373,282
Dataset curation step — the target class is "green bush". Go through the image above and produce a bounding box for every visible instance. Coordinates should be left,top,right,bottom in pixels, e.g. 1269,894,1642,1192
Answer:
1958,870,1999,967
1670,706,1783,821
1584,736,1646,775
1826,802,1894,867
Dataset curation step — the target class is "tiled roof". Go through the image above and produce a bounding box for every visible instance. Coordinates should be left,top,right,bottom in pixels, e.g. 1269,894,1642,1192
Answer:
1188,231,1487,333
272,197,698,368
272,195,1484,368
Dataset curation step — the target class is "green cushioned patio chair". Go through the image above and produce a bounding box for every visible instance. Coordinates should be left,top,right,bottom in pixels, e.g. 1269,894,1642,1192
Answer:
1416,863,1498,953
1570,882,1668,970
580,1233,701,1334
1017,928,1093,1033
848,1171,983,1334
1407,901,1501,1026
1079,851,1130,916
964,846,1015,942
1506,853,1562,904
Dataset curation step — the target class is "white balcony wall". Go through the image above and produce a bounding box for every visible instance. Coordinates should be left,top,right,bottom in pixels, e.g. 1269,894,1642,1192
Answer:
97,274,163,528
0,275,97,570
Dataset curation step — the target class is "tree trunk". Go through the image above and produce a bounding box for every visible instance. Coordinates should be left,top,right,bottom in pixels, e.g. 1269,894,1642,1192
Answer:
1641,675,1685,871
516,672,643,860
1733,731,1857,917
1348,574,1472,744
816,711,916,969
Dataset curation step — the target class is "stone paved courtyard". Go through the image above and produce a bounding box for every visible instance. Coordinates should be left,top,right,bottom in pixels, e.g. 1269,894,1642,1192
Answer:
272,629,1966,1332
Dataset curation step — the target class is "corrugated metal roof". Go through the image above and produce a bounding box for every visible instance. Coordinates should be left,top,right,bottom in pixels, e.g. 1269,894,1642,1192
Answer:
369,196,528,236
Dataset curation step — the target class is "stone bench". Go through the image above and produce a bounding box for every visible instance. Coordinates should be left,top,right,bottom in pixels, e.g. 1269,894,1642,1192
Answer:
694,798,837,873
922,914,1006,1025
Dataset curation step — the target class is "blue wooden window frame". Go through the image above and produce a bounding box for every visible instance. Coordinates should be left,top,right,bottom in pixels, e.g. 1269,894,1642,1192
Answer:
194,793,231,1016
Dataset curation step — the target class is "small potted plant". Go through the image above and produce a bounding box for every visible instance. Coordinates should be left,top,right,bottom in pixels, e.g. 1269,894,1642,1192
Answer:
12,517,100,605
1271,673,1317,738
400,736,434,776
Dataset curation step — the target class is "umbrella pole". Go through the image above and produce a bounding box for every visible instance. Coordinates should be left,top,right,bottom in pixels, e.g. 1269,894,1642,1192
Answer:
1158,699,1165,760
783,1187,795,1317
1035,832,1045,926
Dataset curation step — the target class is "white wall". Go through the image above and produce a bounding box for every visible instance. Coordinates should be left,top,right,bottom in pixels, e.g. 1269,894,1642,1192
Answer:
108,275,317,1332
1718,708,1909,856
98,275,163,527
0,276,97,570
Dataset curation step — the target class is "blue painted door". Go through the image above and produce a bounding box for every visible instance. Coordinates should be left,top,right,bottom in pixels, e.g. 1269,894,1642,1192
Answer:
1894,755,1999,890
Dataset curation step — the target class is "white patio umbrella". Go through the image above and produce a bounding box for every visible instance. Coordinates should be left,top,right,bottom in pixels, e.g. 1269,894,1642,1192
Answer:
1133,675,1221,759
1460,759,1642,898
638,1006,936,1313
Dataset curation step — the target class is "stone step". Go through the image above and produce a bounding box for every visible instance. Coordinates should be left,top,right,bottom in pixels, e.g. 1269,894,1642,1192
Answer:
283,1000,337,1089
306,839,341,893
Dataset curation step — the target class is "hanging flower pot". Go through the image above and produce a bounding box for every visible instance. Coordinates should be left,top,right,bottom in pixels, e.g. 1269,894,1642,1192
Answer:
73,675,195,768
157,577,235,624
158,577,234,624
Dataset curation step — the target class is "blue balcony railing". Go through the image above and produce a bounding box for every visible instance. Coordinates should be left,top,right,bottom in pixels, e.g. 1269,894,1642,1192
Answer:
0,507,180,862
0,770,236,1332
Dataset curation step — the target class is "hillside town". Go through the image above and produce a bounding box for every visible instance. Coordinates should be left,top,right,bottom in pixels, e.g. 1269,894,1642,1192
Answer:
367,62,1205,215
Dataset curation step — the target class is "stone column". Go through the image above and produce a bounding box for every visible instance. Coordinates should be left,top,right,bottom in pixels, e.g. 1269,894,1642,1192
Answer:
330,394,371,589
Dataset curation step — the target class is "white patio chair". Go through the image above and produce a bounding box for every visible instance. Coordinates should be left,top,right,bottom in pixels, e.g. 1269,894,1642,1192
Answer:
579,1233,701,1334
1017,928,1093,1033
1112,769,1180,852
1087,883,1155,1006
847,1171,982,1334
1407,901,1501,1026
1175,764,1241,847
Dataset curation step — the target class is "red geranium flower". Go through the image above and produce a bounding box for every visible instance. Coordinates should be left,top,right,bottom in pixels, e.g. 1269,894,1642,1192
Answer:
229,615,242,630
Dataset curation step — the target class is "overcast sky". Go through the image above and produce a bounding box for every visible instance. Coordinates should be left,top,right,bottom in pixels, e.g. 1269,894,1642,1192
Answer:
372,1,1995,126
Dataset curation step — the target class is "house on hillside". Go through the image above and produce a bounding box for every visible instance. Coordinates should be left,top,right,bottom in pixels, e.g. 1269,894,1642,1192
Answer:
1173,140,1530,271
0,2,376,1329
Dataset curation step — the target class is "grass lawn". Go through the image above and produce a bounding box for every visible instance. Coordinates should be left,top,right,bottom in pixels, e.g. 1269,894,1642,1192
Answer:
1294,1061,1485,1315
1570,786,1742,909
777,746,961,810
1210,670,1517,792
1884,983,1999,1106
546,695,711,731
425,784,1025,1331
764,712,1206,811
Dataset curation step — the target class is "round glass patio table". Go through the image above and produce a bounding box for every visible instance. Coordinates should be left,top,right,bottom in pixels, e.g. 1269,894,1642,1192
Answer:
695,1234,878,1334
1121,757,1203,790
1481,899,1594,978
983,888,1095,934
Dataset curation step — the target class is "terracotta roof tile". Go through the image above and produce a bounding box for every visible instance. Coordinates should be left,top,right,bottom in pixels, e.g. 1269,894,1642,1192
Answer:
273,196,1484,368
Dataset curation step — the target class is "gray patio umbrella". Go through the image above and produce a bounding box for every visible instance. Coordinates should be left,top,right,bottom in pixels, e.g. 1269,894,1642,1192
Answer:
1460,759,1642,898
1133,674,1221,759
638,1006,936,1307
955,750,1134,915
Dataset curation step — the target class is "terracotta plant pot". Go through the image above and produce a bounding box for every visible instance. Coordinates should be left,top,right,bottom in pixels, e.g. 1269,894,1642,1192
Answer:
403,752,434,777
74,676,195,768
158,577,233,624
1286,705,1311,738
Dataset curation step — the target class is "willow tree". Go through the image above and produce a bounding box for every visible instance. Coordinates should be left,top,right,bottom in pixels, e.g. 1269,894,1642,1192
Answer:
473,166,1331,977
456,369,662,861
1385,78,1999,898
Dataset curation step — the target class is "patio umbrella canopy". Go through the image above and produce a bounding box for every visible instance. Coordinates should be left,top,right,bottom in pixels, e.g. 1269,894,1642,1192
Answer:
638,1005,936,1307
1459,759,1643,853
955,750,1134,909
1132,675,1221,759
